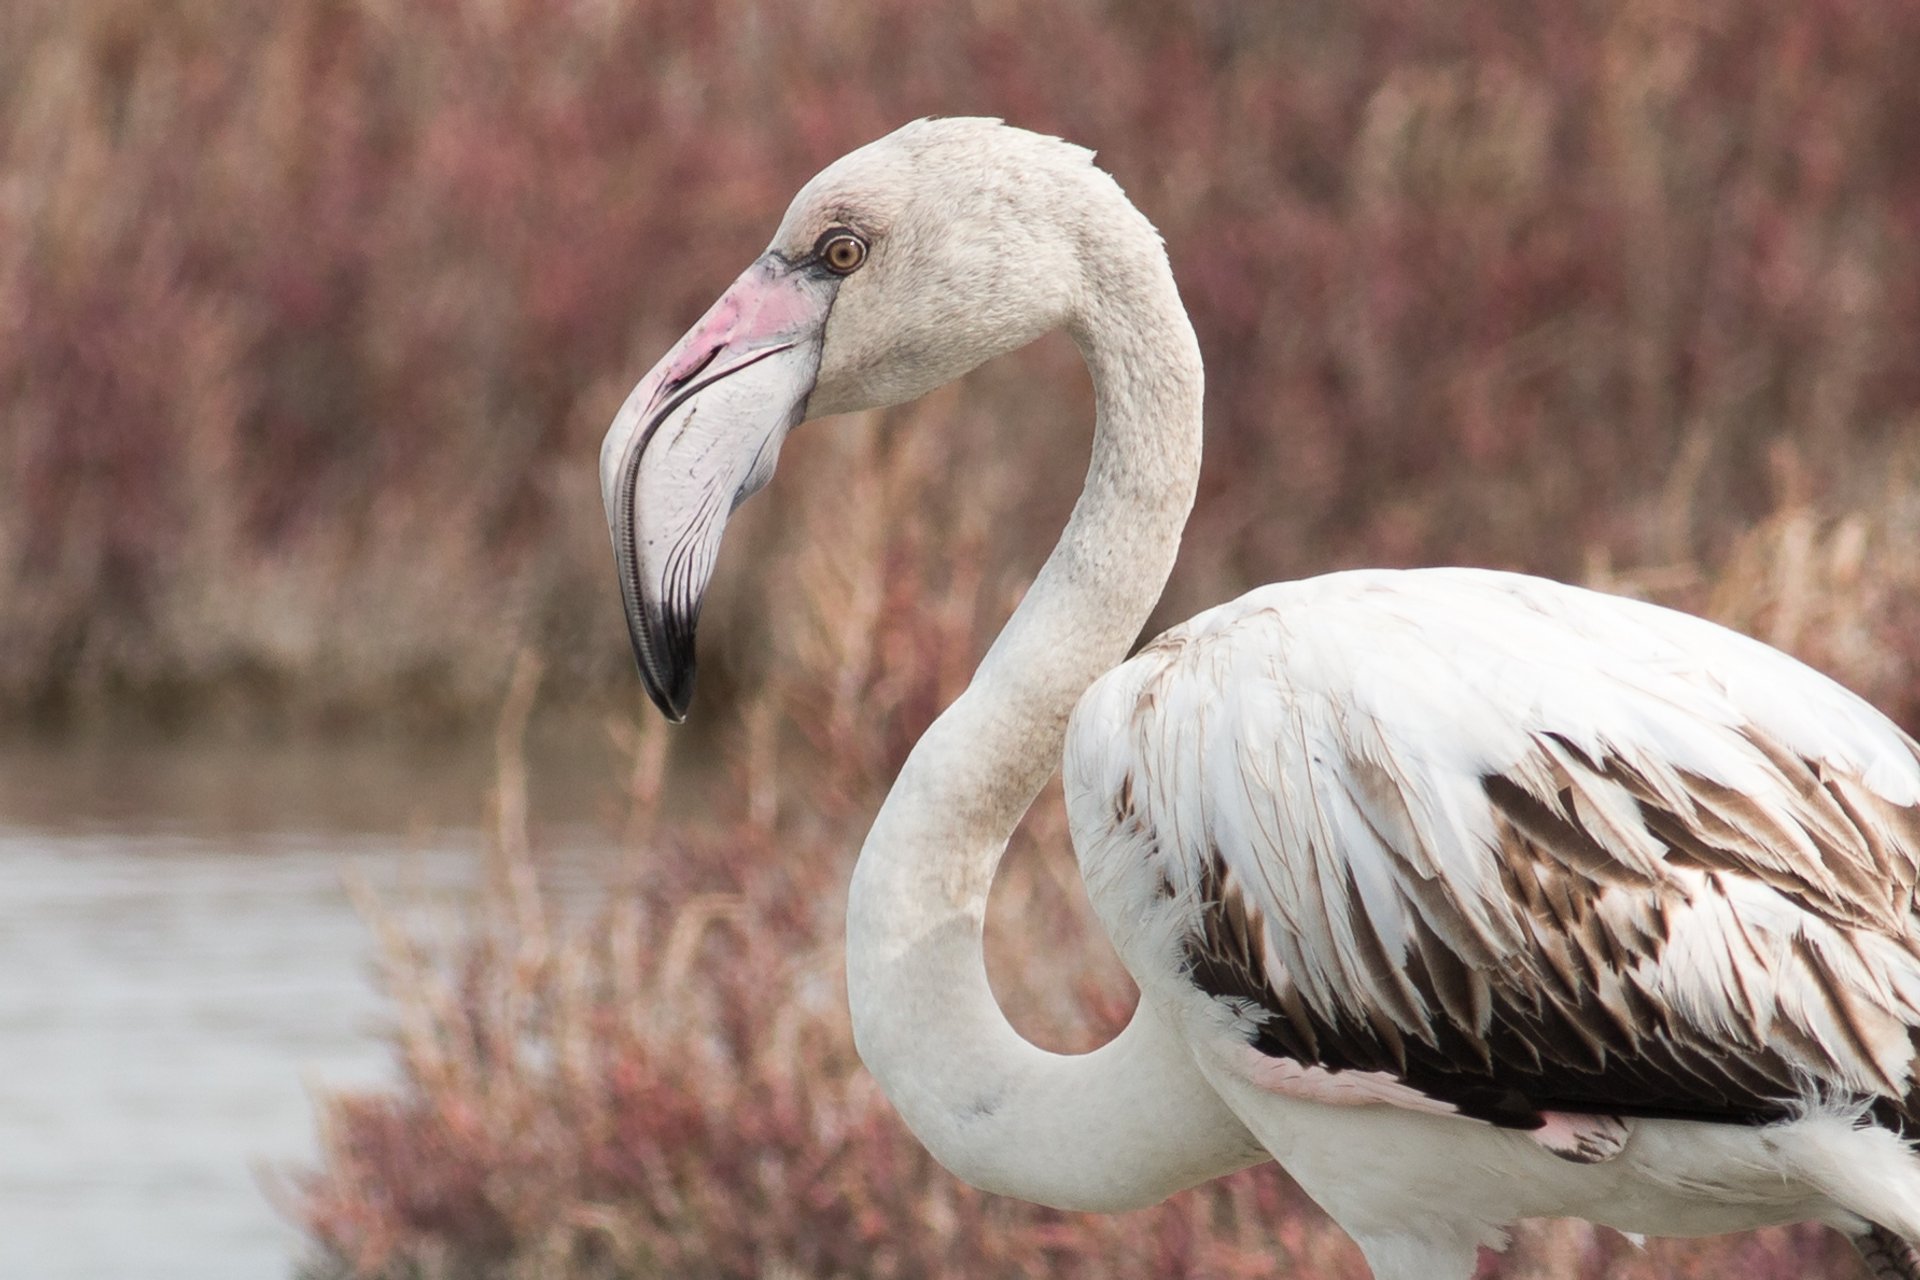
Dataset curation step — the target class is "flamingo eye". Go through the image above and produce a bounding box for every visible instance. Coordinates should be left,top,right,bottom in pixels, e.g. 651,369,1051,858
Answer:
817,230,868,275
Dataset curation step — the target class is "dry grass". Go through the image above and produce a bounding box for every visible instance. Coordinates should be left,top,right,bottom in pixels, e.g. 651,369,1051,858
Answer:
293,426,1916,1277
10,0,1918,1272
293,466,1340,1280
3,0,1917,728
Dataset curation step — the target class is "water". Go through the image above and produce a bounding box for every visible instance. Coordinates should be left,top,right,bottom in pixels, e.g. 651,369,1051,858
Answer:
0,730,625,1280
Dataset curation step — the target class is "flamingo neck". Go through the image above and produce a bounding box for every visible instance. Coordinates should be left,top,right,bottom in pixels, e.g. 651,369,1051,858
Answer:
845,216,1261,1210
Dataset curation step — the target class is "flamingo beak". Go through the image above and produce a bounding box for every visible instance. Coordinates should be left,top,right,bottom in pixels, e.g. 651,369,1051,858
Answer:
600,254,835,722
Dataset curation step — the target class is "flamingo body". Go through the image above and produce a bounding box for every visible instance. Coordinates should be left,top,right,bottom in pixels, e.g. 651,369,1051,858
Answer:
1066,567,1920,1270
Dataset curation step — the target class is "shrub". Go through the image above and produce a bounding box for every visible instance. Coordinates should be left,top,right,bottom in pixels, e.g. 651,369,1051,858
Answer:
3,0,1917,727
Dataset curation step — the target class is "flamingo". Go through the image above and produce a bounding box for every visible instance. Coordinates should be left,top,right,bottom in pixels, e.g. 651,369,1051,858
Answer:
598,118,1920,1279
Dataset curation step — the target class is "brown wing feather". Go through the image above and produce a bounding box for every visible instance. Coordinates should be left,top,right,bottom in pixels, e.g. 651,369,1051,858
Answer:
1178,726,1920,1134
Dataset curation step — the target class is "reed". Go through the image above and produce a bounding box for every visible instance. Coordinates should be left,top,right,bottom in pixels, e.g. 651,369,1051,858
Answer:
11,0,1913,1270
292,428,1912,1277
2,0,1916,729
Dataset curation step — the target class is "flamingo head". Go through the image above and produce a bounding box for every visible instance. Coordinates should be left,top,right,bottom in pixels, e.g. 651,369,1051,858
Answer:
601,118,1123,720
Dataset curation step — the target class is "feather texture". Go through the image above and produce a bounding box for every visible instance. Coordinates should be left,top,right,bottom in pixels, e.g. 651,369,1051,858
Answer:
1068,567,1920,1141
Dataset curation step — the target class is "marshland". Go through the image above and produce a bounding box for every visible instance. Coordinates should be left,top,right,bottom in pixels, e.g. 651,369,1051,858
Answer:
3,0,1918,1276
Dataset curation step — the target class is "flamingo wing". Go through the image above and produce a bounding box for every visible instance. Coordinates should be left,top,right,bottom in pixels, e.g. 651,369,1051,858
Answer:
1067,568,1920,1139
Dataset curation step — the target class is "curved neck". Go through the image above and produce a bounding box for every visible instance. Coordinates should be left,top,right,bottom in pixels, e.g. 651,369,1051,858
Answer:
846,222,1262,1210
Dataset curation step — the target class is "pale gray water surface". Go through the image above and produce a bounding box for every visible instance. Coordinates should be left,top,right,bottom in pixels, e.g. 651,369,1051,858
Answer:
0,730,626,1280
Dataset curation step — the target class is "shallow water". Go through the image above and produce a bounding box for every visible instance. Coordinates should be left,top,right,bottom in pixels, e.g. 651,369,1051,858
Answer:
0,729,625,1280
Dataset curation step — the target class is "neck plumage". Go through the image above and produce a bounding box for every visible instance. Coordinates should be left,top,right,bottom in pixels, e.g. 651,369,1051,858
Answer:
845,213,1262,1210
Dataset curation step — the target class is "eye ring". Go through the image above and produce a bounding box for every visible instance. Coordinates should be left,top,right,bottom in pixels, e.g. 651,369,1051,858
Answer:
817,229,868,275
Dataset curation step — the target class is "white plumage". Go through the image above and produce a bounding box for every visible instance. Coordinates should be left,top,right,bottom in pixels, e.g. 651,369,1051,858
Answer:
1068,568,1920,1271
601,118,1920,1279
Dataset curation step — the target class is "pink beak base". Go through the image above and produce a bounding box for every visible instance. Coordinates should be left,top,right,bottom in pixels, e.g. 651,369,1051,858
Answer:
629,257,833,429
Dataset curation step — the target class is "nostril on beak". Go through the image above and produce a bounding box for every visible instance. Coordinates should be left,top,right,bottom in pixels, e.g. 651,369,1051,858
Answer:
659,345,723,401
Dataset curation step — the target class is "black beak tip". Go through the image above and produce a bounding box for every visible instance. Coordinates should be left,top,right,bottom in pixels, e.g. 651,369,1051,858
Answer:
639,670,693,724
627,606,697,724
635,648,695,724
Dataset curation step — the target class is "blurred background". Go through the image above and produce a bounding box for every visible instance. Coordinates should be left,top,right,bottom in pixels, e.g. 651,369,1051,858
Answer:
2,0,1917,1276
